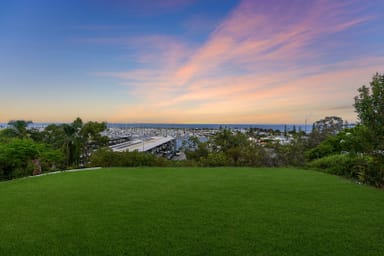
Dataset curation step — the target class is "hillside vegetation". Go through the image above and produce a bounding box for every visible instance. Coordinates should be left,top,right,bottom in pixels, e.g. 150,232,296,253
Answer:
2,73,384,187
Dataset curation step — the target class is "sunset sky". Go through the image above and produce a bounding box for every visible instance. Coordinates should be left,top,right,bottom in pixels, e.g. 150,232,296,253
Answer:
1,0,383,124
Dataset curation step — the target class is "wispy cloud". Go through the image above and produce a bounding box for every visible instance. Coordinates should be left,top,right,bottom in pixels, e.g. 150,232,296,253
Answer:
94,0,382,123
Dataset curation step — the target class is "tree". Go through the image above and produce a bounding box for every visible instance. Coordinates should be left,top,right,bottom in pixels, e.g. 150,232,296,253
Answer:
62,122,81,167
313,116,344,135
308,116,344,147
40,118,108,168
340,125,374,154
184,138,209,161
354,72,384,152
0,138,63,180
80,121,108,163
0,128,18,141
37,144,65,172
0,138,38,179
0,120,32,139
211,129,250,165
41,124,66,148
8,120,32,138
211,129,249,153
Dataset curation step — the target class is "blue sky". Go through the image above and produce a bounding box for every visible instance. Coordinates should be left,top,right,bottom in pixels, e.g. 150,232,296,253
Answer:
1,0,383,123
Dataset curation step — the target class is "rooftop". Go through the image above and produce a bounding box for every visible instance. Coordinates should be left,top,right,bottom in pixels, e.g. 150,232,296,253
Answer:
111,136,175,152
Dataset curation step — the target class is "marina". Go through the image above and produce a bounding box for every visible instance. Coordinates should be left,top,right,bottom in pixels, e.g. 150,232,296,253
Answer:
110,136,176,158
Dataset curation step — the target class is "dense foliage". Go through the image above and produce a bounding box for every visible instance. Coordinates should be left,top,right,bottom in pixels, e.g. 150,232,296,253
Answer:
354,72,384,155
89,148,168,167
0,138,64,180
0,118,107,180
308,73,384,187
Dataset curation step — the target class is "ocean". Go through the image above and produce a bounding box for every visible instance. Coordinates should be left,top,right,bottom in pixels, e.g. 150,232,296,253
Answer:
107,123,312,132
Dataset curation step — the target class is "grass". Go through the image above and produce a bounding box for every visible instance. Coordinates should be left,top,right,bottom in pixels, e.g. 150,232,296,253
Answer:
0,167,383,256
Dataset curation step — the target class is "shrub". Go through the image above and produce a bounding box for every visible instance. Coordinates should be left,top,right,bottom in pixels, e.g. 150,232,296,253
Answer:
120,151,158,167
307,154,384,187
89,148,171,167
307,154,357,177
356,157,384,188
200,153,229,167
89,148,120,167
306,143,335,160
0,139,39,180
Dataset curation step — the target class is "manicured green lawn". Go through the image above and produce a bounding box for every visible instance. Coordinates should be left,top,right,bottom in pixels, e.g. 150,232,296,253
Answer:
0,167,383,255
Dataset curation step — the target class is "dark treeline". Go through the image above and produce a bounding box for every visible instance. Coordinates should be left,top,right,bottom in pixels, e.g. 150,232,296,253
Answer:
1,73,384,187
0,118,108,180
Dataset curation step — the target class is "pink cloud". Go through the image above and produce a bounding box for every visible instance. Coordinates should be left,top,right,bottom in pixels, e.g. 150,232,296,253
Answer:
175,0,373,81
97,0,380,124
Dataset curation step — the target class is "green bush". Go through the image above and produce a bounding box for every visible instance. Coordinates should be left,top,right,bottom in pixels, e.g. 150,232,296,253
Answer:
0,139,39,180
120,151,157,167
88,148,116,167
307,154,384,187
356,158,384,188
200,153,229,167
169,159,199,167
306,143,335,160
38,145,65,172
307,154,357,177
89,148,171,167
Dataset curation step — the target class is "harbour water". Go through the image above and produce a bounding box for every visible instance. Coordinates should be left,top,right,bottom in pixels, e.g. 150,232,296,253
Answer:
0,122,312,133
0,123,312,151
108,123,312,132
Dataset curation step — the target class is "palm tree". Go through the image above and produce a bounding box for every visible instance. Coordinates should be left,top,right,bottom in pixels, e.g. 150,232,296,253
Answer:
62,119,83,168
57,118,107,168
7,120,32,138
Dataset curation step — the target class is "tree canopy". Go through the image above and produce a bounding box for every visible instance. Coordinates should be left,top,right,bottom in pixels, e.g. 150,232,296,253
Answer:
354,73,384,152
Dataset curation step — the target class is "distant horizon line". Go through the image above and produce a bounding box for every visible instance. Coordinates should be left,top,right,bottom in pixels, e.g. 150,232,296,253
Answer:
0,121,356,126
